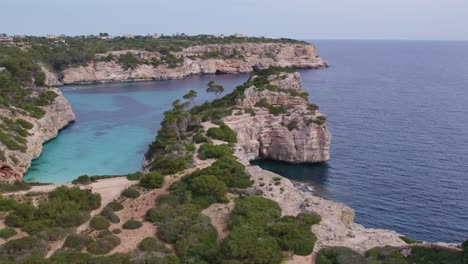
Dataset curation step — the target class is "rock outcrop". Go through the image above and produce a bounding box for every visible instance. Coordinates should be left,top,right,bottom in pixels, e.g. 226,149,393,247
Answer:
224,72,330,164
217,71,407,260
0,88,75,182
55,43,328,85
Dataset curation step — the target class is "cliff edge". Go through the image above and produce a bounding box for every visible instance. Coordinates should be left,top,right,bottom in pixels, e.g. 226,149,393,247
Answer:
55,43,328,85
225,71,330,164
0,88,75,182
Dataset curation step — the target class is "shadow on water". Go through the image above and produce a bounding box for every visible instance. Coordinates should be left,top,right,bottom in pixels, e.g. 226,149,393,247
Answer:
250,159,331,196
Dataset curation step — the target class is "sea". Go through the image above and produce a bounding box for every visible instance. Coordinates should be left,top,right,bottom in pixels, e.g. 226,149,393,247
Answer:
24,40,468,243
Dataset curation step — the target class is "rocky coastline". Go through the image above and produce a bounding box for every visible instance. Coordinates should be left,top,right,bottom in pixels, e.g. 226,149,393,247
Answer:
220,71,409,261
2,41,327,182
50,43,328,85
0,88,75,182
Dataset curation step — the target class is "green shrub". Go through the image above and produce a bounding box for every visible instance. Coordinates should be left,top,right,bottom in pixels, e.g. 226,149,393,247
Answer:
193,133,208,143
0,236,48,261
0,182,31,193
15,118,34,130
286,120,298,131
86,235,121,255
229,196,282,229
268,105,286,116
399,236,421,244
122,188,140,198
149,156,189,175
221,225,283,264
308,103,319,111
49,250,92,264
47,186,101,211
132,252,180,264
140,172,165,189
244,107,256,116
198,143,233,160
138,237,170,253
98,230,114,238
146,204,173,223
107,202,124,212
366,246,409,264
316,247,366,264
407,246,463,264
268,218,317,255
117,52,141,70
206,124,237,143
112,229,122,234
90,215,111,230
63,234,93,251
100,206,120,223
92,253,131,264
189,174,228,202
175,218,219,263
156,194,181,207
185,143,195,152
157,204,204,243
126,171,141,181
3,186,100,235
72,175,93,185
36,227,68,242
122,219,142,230
0,227,17,239
315,115,326,125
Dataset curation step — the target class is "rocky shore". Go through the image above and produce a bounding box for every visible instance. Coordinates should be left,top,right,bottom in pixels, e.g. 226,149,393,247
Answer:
3,42,327,182
220,71,409,261
225,72,330,164
0,89,75,182
51,43,328,85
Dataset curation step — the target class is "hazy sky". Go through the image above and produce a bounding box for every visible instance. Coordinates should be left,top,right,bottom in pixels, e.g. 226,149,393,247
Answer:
2,0,468,40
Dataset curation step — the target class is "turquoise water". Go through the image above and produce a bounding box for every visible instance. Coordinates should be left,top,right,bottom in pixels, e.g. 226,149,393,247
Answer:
24,40,468,243
24,74,248,183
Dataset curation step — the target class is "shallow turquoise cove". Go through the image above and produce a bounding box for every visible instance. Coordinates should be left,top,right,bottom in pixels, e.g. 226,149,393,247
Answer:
24,74,248,184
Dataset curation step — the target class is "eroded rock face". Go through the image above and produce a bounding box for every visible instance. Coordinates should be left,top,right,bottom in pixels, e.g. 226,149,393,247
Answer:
0,88,75,182
57,43,328,84
225,72,330,164
246,166,407,257
223,71,406,258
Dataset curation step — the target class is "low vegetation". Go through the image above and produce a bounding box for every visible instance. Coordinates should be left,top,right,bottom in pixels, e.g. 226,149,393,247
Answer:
0,186,100,235
206,122,237,143
90,215,111,230
0,228,17,239
122,219,142,230
316,244,467,264
139,171,165,188
121,187,140,198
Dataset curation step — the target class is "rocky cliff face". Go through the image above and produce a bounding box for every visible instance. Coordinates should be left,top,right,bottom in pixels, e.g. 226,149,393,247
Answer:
221,72,406,260
0,88,75,182
55,43,328,85
224,72,331,164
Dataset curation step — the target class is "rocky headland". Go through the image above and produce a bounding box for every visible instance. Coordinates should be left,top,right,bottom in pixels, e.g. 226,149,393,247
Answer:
2,41,327,182
219,71,409,261
225,72,330,164
52,43,328,85
0,88,75,183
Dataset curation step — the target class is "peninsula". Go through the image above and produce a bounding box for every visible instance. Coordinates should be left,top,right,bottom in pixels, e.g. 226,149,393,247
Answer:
0,35,466,264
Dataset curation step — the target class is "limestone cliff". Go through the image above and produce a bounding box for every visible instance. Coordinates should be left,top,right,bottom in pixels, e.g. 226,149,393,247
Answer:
0,88,75,182
224,72,331,164
220,71,406,260
55,43,327,85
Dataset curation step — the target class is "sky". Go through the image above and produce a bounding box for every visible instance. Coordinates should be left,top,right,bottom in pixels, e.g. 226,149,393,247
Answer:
2,0,468,40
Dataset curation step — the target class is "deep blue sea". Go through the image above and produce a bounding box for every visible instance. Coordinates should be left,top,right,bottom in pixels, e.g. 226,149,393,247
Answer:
25,40,468,243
